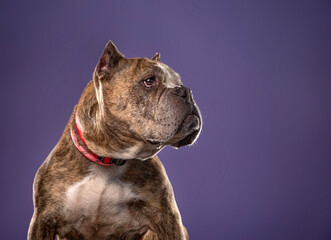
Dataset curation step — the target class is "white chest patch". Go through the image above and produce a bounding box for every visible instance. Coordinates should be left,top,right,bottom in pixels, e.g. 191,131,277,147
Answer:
64,165,138,228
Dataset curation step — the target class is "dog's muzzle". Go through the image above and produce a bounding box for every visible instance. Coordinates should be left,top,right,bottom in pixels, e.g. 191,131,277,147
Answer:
171,86,202,147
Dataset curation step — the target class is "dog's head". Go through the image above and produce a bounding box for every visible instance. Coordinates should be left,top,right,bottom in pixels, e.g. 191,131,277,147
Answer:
78,41,202,160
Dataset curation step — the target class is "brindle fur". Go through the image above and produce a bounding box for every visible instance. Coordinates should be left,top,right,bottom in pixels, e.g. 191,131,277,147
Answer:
28,41,201,240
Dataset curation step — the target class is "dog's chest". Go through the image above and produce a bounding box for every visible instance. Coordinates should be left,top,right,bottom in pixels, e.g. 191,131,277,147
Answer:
63,165,142,235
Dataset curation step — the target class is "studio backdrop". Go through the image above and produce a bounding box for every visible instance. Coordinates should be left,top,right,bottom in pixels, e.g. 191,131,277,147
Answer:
1,1,330,239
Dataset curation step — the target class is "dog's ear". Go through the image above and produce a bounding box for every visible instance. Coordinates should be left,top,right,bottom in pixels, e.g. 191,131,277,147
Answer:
151,52,161,61
95,41,125,79
93,41,125,117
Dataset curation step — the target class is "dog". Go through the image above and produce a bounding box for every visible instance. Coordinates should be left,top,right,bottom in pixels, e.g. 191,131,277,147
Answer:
28,41,202,240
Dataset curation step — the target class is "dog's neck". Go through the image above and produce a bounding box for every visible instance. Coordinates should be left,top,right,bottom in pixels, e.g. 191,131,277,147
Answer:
70,110,127,167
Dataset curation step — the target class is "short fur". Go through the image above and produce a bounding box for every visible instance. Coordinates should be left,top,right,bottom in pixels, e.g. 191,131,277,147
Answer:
28,41,202,240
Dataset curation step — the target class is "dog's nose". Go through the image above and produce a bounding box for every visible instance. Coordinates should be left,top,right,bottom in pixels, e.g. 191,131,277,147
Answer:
174,86,191,102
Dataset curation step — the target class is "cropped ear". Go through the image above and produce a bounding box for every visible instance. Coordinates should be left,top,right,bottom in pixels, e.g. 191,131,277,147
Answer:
151,52,161,61
93,41,124,118
95,40,125,79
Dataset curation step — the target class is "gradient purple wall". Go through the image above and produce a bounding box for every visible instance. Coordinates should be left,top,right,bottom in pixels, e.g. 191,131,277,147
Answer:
1,1,331,239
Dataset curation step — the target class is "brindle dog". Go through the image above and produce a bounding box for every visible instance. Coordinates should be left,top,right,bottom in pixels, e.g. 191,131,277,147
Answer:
28,41,202,240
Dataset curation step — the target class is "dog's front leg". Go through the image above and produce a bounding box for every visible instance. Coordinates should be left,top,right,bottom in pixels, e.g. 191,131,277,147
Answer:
28,213,56,240
141,229,159,240
153,220,188,240
140,228,188,240
183,226,189,240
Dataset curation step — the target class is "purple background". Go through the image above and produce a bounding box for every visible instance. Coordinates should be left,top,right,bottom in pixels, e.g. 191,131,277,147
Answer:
1,0,331,239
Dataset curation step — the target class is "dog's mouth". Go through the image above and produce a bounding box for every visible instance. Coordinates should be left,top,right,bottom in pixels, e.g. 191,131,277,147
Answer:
176,114,200,135
146,139,162,146
144,102,202,149
145,113,201,148
172,117,201,148
170,105,202,148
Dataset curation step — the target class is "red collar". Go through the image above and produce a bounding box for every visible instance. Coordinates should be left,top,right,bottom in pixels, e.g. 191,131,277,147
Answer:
70,112,126,166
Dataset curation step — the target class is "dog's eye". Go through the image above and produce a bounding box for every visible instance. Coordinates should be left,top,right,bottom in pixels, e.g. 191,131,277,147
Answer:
143,77,158,88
